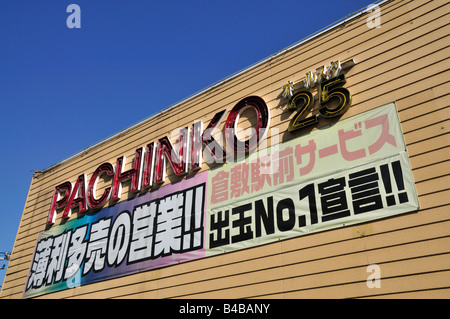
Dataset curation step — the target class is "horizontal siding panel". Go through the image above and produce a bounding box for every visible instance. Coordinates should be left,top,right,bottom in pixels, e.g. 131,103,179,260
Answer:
412,161,450,185
280,255,450,297
405,120,450,145
365,287,450,298
417,189,450,210
278,270,450,299
406,133,450,157
415,175,450,197
397,85,450,121
402,105,450,133
409,147,450,170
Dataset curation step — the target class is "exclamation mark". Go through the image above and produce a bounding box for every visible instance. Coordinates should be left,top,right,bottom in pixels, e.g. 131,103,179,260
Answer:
380,164,395,206
391,160,409,204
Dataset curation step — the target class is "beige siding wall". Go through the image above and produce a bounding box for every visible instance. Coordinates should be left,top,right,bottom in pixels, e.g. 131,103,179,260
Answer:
1,0,449,299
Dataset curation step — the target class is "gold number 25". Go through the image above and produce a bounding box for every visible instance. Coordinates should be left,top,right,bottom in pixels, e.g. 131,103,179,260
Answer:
288,74,351,132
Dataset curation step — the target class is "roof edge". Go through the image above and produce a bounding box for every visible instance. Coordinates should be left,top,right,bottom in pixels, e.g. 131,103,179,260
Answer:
41,0,389,173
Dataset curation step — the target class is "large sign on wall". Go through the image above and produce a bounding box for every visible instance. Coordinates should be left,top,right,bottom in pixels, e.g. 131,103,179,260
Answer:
23,102,419,298
205,102,419,254
25,172,208,298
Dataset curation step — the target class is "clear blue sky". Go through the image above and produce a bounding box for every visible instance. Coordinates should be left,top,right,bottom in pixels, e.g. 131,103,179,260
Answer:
0,0,378,288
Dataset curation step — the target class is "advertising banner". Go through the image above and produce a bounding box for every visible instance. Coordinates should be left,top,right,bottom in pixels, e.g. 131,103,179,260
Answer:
206,102,419,254
24,172,208,298
23,102,419,298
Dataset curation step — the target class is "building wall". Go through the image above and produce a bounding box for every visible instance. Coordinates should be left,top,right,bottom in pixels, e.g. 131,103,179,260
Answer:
1,0,449,299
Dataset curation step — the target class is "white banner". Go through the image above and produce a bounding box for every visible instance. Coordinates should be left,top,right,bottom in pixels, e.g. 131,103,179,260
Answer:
206,102,419,255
